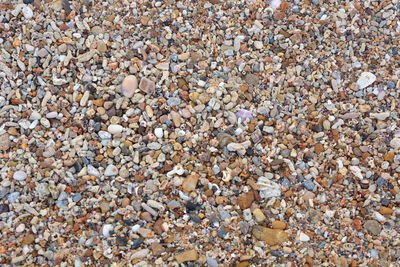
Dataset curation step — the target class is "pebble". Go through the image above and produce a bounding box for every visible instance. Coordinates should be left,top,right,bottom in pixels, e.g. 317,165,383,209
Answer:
182,173,199,192
206,257,219,267
175,250,198,263
139,77,155,94
108,124,123,135
364,220,382,235
299,232,310,242
131,249,149,259
154,128,163,138
121,75,138,98
390,137,400,149
252,208,266,223
252,226,289,246
22,6,33,19
13,171,27,181
102,224,113,237
87,165,100,177
357,72,376,89
104,165,118,176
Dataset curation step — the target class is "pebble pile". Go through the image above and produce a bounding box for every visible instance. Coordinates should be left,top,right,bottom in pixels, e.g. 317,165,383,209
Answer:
0,0,399,266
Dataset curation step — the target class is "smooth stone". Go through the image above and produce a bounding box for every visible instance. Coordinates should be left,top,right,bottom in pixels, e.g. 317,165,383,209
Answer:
252,208,266,223
357,72,376,89
154,128,163,138
87,165,100,177
237,192,254,209
37,48,48,58
104,165,118,176
175,249,198,264
370,112,390,121
207,258,218,267
22,6,33,19
29,110,41,120
299,232,310,242
46,112,58,119
121,75,138,98
13,171,27,181
139,77,155,94
182,173,199,192
252,226,289,245
7,192,20,203
102,224,113,237
390,137,400,149
131,249,149,259
364,220,382,235
98,131,111,139
147,142,161,150
108,124,123,134
167,97,181,107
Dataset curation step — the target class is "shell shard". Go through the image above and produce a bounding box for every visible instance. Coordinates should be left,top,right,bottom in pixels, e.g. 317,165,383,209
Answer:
257,176,281,198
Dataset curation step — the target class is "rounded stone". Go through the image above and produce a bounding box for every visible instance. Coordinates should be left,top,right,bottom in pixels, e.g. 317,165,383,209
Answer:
121,75,138,98
154,128,164,138
108,124,123,135
13,171,27,181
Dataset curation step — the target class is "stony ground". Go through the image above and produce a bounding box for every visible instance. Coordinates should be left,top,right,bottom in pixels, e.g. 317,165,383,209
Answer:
0,0,399,266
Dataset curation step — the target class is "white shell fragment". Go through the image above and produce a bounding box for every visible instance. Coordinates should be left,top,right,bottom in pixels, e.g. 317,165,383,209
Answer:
357,72,376,89
257,176,281,198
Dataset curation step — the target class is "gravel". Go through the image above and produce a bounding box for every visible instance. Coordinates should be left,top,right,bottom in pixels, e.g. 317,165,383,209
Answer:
0,0,399,266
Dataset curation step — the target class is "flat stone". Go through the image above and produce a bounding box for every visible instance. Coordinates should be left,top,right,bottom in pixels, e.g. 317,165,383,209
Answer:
13,171,27,181
104,165,118,176
139,77,155,94
252,208,266,223
364,220,382,235
237,192,254,210
271,220,287,230
390,137,400,149
357,72,376,89
175,249,198,263
182,173,199,192
370,112,390,121
252,226,289,246
299,232,310,242
0,134,10,151
154,128,163,138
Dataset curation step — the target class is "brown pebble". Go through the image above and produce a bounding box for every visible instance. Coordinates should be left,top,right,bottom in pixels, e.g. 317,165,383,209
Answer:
237,191,254,210
271,220,287,230
379,207,393,215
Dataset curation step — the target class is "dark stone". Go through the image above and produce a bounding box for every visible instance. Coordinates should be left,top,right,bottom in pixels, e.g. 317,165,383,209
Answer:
304,180,315,191
270,250,283,257
0,204,9,214
312,125,323,132
131,239,144,249
23,0,34,3
116,236,128,246
186,201,201,212
189,213,202,223
73,161,82,172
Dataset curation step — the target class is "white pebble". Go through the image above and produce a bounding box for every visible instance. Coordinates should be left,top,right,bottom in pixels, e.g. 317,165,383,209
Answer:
102,224,113,237
357,72,376,89
104,164,118,176
299,232,310,242
13,171,27,181
87,165,100,177
29,110,41,120
108,124,123,134
154,128,164,138
390,137,400,149
22,6,33,19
